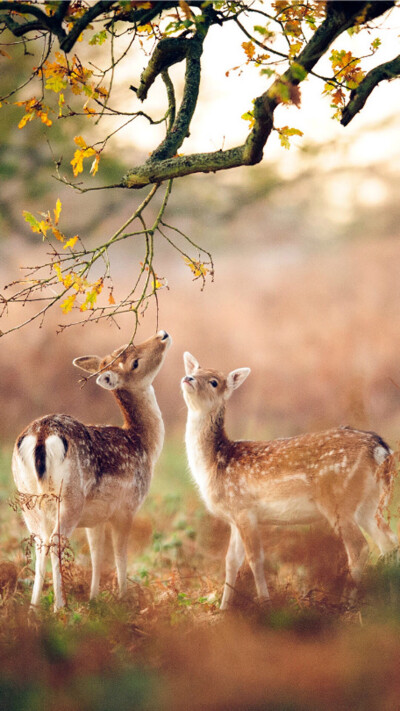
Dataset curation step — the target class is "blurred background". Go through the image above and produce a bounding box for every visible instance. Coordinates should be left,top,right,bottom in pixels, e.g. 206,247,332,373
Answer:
1,14,400,548
2,18,400,707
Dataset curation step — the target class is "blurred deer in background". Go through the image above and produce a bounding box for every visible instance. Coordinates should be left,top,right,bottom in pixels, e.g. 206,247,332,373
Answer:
12,330,171,610
181,352,398,610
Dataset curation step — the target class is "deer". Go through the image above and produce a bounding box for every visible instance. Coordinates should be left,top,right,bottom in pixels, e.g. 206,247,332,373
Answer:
12,330,171,610
181,352,398,610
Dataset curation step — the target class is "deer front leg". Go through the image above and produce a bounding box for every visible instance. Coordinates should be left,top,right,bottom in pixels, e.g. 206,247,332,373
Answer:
220,524,245,610
236,513,269,603
86,524,106,599
110,515,131,597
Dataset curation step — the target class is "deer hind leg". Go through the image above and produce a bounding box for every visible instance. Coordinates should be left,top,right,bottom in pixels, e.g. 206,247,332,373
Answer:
86,524,106,599
49,504,84,611
110,515,132,598
220,524,245,610
236,513,269,603
338,520,370,585
21,509,52,608
316,500,369,587
31,537,48,607
356,500,398,557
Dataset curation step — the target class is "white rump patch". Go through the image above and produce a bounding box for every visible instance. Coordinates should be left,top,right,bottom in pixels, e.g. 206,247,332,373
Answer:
374,445,390,466
46,435,67,467
18,435,36,468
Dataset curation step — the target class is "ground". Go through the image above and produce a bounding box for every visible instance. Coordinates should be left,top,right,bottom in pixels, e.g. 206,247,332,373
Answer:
1,441,400,711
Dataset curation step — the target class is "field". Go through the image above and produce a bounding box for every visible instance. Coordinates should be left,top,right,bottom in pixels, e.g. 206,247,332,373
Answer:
1,432,400,711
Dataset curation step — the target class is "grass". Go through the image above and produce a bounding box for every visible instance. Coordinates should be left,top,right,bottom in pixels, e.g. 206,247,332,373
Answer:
1,440,400,710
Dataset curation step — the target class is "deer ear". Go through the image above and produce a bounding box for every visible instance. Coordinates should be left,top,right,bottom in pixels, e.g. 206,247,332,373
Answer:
225,368,251,398
73,355,102,373
183,352,200,376
111,344,128,358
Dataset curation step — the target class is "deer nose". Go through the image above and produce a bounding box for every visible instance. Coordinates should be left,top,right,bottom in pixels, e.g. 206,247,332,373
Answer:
182,375,195,385
158,330,170,341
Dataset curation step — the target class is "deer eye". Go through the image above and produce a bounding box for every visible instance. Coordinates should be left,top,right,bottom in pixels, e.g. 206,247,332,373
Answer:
210,379,218,388
132,358,139,370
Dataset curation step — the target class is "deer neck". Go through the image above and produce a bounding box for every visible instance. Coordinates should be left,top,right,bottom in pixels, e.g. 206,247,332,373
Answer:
113,385,164,463
186,405,230,475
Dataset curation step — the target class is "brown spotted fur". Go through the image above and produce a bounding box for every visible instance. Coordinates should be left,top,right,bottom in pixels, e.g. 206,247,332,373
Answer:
12,331,171,610
181,353,398,609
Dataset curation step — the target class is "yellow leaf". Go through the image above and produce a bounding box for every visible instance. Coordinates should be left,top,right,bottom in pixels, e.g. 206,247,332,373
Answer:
58,93,65,117
18,113,33,129
54,198,62,225
51,227,65,242
90,153,100,176
74,135,87,149
242,41,255,60
62,273,74,288
53,262,63,281
183,256,208,278
61,293,76,314
108,291,116,305
71,149,84,176
63,235,78,250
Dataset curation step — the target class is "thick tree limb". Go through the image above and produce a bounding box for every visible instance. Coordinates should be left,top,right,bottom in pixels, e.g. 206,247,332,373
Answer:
125,0,395,187
148,34,205,162
136,37,190,101
341,54,400,126
0,0,67,43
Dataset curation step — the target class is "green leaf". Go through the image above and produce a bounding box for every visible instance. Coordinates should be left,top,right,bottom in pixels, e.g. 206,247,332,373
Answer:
23,211,41,232
89,30,108,46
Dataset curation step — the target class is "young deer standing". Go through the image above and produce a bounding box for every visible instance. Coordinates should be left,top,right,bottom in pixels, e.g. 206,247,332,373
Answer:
12,330,171,610
181,352,398,610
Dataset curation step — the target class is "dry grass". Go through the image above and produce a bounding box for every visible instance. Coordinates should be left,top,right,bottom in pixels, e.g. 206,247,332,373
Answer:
1,439,400,711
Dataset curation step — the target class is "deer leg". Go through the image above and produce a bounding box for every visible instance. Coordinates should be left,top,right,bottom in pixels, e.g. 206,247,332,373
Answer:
31,537,47,607
236,514,269,603
220,524,245,610
356,504,398,557
339,520,370,585
49,509,82,611
110,516,131,597
49,534,68,610
86,524,106,599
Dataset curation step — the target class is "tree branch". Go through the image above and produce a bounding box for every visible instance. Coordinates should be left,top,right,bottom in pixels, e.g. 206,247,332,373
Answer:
136,37,190,101
59,1,117,52
341,53,400,126
125,1,395,187
148,34,205,162
0,0,66,43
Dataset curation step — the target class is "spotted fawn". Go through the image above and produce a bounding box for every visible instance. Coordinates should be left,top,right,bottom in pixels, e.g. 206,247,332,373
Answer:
181,351,398,609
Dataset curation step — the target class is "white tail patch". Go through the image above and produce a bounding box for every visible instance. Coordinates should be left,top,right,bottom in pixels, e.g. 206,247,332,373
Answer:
17,433,68,492
44,435,69,492
18,435,37,474
45,434,68,468
374,445,390,466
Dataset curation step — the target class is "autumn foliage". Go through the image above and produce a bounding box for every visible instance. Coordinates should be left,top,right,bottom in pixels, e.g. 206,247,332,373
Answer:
0,1,399,337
